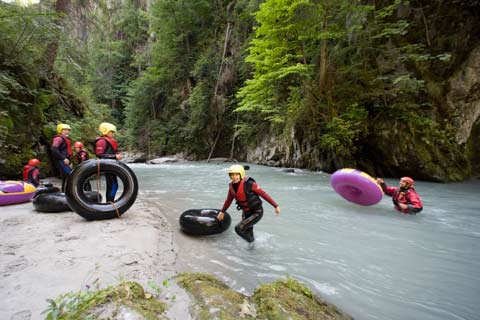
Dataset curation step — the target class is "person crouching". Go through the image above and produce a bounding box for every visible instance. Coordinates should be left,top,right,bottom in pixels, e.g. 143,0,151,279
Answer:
217,165,280,243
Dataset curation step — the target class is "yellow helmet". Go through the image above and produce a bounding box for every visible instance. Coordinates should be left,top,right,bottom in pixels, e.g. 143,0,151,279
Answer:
56,123,71,134
228,164,245,180
99,122,117,135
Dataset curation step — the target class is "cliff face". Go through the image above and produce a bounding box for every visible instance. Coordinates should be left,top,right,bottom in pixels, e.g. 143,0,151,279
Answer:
447,46,480,145
246,45,480,181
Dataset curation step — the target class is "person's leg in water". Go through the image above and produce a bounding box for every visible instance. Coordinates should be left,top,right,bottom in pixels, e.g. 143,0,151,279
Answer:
105,173,118,202
56,160,72,192
235,207,263,243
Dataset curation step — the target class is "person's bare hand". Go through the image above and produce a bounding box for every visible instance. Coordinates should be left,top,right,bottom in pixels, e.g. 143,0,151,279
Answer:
399,203,408,210
217,211,225,221
275,206,280,216
376,178,384,184
63,159,70,165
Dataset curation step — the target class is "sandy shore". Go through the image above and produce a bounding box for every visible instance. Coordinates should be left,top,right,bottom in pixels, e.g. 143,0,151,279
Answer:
0,195,185,320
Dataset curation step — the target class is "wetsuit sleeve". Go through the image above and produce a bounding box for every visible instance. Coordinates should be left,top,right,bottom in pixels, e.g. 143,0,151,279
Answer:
221,191,234,212
251,182,278,208
379,183,396,197
51,136,65,160
95,139,116,159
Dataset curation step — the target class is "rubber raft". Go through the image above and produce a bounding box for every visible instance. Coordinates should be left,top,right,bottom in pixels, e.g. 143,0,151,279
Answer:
179,209,231,235
0,181,36,206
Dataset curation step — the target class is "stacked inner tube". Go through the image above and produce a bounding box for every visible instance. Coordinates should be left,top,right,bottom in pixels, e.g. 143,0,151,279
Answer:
65,159,138,221
35,185,60,197
179,209,231,235
33,192,101,213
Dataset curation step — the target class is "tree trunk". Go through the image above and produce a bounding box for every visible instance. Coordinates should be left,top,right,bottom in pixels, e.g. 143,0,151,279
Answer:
207,1,236,161
318,15,328,94
44,0,70,75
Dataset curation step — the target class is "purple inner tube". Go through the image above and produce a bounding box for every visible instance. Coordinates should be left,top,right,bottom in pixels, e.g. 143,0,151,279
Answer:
0,183,24,193
0,181,36,206
330,169,383,206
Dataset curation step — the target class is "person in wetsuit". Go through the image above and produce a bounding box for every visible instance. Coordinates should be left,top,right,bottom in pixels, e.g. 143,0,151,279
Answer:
73,141,92,191
95,122,122,202
51,123,72,191
73,141,89,165
23,158,41,187
376,177,423,214
217,165,280,243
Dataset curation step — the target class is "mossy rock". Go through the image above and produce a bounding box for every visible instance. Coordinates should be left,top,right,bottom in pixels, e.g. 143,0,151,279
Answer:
176,273,352,320
43,281,167,320
253,278,352,320
175,273,256,320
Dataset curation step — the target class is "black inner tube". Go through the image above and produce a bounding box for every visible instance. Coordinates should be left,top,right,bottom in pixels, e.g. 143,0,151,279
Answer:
33,192,101,213
179,209,231,235
65,160,138,221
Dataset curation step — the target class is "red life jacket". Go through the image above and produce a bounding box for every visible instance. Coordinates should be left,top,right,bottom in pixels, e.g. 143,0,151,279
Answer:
228,177,262,211
392,187,423,213
52,134,72,158
23,165,39,186
95,136,118,156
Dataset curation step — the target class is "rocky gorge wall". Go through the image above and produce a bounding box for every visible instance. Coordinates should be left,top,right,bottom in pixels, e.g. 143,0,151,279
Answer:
246,45,480,182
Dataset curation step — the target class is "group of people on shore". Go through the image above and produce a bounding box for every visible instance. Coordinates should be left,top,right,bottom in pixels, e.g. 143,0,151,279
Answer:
22,122,121,202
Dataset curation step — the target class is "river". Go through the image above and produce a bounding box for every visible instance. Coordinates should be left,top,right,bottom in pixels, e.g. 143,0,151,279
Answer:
130,162,480,320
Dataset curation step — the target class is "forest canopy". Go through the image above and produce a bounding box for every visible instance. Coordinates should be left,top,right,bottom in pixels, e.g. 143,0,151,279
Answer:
1,0,479,181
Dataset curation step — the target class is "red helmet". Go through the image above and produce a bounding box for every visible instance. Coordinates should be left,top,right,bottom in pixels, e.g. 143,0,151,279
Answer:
28,159,40,166
400,177,414,187
74,141,83,148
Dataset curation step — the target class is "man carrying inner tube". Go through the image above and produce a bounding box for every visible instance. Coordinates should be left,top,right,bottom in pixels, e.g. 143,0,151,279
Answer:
376,177,423,214
95,122,122,202
217,165,280,243
51,123,73,191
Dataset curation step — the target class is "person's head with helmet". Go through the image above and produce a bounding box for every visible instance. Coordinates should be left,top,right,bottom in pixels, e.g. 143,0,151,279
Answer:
399,177,414,190
28,159,40,167
228,164,245,184
56,123,71,137
73,141,84,152
99,122,117,138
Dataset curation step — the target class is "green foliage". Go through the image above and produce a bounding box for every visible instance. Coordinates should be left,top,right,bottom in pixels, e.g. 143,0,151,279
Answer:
319,104,368,158
84,0,149,124
42,281,167,320
236,0,318,122
1,0,477,180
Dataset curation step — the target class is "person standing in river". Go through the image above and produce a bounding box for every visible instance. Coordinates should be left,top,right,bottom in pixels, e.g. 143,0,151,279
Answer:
376,177,423,214
51,123,73,191
217,165,280,243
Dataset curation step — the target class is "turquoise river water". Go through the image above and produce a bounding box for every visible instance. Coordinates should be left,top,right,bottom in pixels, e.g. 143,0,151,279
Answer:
130,162,480,320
